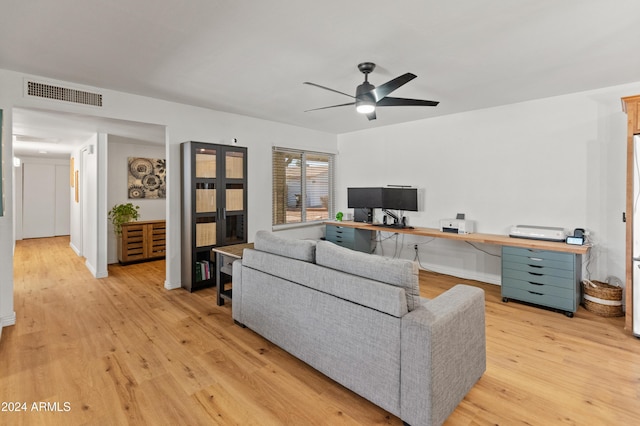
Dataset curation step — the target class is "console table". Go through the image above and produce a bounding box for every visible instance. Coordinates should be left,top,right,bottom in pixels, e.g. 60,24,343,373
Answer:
212,242,254,306
119,220,166,264
326,221,590,316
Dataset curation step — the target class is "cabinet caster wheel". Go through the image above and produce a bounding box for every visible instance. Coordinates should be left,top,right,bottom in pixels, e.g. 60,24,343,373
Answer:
502,297,509,303
565,312,574,318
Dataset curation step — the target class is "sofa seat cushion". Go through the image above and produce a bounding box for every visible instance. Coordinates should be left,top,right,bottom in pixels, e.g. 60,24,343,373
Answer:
316,240,421,311
254,230,316,263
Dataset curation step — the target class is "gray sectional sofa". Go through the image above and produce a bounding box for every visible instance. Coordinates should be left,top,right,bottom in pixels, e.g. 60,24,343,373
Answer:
232,231,486,426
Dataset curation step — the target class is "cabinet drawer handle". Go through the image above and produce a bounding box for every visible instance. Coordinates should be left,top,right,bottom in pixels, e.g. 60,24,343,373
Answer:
528,257,543,262
528,272,543,276
528,281,544,286
528,291,543,295
528,264,543,268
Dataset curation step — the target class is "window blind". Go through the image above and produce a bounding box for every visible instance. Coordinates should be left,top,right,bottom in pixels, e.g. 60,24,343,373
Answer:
272,147,334,226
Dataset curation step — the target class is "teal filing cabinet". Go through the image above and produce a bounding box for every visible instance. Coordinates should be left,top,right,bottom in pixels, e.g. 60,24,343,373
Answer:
325,224,373,253
501,246,582,317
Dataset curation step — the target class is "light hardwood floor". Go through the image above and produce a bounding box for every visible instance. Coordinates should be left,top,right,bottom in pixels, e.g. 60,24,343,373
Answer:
1,236,639,425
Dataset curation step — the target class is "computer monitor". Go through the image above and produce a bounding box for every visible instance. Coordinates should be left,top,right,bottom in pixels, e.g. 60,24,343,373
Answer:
347,187,384,223
382,187,418,211
347,187,384,208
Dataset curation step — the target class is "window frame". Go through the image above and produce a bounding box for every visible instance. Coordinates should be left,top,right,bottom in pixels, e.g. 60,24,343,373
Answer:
272,147,335,230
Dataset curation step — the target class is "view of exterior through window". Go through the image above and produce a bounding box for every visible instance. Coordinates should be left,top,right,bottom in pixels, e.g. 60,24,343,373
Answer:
272,148,334,226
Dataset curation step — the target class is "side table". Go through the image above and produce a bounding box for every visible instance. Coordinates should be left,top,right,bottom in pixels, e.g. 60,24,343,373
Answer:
212,242,254,306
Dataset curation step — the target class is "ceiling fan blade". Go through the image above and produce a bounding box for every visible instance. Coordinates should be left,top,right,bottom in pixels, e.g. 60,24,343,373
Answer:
304,102,355,112
366,110,376,121
376,97,439,107
303,82,355,99
369,73,417,102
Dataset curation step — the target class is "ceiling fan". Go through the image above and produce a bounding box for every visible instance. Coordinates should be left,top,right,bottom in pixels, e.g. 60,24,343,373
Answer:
304,62,439,121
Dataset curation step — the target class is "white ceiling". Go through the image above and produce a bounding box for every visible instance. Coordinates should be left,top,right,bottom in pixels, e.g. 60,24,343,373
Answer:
3,0,640,155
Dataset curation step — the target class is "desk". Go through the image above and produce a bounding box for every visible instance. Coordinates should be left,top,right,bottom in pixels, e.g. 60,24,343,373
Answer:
325,221,589,255
326,221,590,316
212,243,254,306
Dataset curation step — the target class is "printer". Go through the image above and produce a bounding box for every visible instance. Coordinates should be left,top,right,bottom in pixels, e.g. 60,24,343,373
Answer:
509,225,567,242
440,218,475,234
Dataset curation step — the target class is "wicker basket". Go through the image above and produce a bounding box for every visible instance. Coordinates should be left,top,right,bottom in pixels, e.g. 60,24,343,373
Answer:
582,279,623,317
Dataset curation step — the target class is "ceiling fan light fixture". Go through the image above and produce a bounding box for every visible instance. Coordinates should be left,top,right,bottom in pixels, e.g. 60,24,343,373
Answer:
356,98,375,114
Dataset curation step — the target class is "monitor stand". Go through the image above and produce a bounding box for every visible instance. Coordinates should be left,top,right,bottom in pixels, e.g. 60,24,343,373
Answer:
379,210,414,229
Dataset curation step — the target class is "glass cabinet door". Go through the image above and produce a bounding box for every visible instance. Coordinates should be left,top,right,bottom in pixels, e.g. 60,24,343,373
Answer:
225,150,244,179
195,147,216,178
195,182,216,213
222,149,246,244
195,217,217,247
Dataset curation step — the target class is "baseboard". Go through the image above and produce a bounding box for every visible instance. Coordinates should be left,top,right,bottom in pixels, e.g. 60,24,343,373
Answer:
1,312,17,342
84,259,97,277
69,241,81,256
0,311,17,338
164,280,181,290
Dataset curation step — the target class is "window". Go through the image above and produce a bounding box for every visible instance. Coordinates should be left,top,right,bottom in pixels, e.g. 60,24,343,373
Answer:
272,147,334,227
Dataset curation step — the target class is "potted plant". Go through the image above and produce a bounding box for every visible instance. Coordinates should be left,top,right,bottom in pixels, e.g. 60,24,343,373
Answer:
108,202,140,235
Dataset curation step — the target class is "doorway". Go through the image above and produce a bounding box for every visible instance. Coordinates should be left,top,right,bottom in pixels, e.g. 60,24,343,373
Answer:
13,107,167,279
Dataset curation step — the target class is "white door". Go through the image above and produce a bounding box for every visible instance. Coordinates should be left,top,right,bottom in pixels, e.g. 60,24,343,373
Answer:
22,163,56,238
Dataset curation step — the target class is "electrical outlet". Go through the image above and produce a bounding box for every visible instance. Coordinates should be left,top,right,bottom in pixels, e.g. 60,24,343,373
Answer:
414,244,418,251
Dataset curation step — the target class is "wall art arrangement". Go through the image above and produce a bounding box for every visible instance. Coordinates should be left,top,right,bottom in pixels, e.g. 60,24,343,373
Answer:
128,157,166,199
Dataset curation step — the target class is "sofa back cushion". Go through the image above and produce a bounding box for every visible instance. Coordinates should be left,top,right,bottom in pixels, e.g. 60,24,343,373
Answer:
254,230,316,263
241,249,408,318
316,240,420,311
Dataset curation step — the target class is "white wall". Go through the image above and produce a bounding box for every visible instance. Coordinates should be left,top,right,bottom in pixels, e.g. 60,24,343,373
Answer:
337,82,639,286
0,106,16,331
106,135,166,264
69,135,97,257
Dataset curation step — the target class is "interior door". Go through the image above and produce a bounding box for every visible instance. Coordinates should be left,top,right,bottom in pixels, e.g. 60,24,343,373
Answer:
22,163,56,238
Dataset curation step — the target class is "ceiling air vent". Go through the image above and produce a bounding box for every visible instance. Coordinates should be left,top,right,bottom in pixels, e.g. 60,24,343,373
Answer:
26,80,103,107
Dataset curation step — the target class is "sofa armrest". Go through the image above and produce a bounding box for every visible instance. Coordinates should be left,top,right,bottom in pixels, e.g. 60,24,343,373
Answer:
400,284,486,426
231,259,243,325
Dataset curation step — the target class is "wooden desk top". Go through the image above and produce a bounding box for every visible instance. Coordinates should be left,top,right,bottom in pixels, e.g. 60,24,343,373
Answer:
211,243,255,259
326,221,590,255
